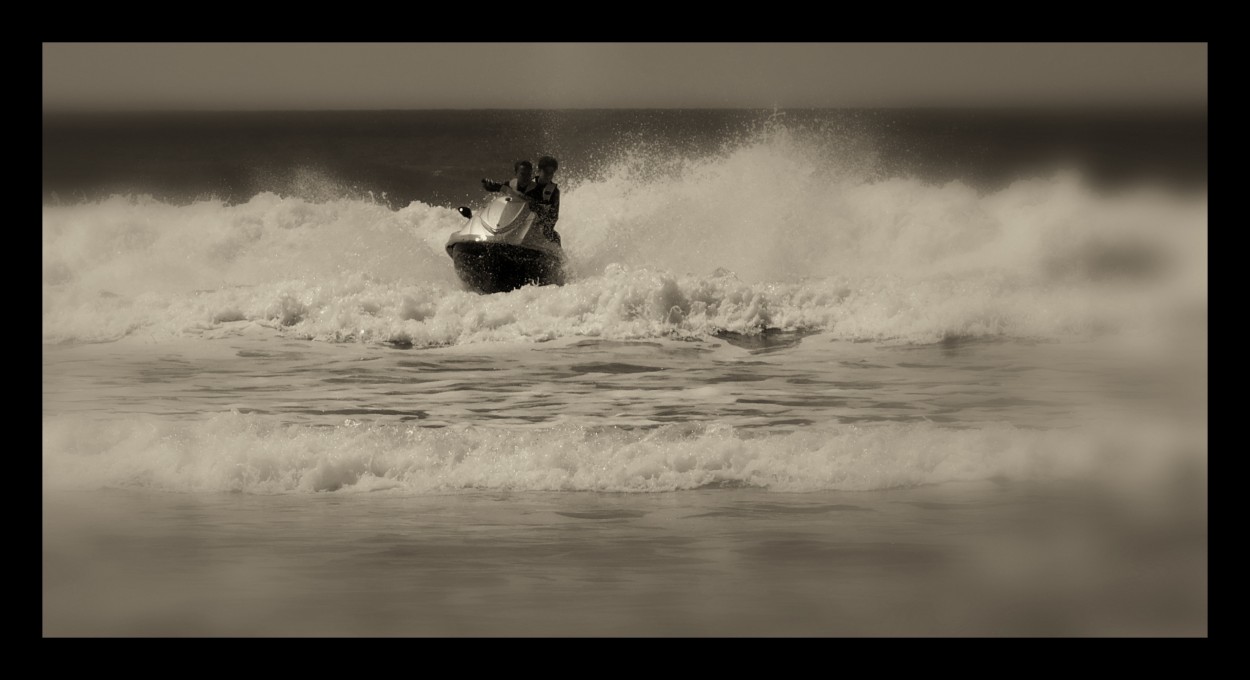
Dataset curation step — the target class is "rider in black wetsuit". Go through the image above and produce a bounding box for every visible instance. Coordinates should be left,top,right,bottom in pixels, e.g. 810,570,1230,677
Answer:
529,156,561,246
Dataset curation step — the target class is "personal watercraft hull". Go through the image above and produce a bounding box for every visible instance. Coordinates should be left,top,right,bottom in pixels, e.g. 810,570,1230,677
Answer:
447,241,565,294
446,194,565,294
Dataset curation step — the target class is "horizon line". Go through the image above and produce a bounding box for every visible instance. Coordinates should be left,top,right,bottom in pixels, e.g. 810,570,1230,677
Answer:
43,102,1210,114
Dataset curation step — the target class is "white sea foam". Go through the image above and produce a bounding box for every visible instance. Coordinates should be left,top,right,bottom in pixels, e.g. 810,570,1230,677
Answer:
42,125,1206,346
40,413,1206,495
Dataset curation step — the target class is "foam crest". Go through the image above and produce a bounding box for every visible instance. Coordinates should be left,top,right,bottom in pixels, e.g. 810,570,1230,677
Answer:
41,414,1205,495
42,123,1206,346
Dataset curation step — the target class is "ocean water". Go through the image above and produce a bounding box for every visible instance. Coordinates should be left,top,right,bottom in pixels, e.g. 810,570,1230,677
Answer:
42,109,1207,636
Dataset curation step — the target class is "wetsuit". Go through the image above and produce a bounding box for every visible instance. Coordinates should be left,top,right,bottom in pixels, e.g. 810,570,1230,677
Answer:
523,180,560,246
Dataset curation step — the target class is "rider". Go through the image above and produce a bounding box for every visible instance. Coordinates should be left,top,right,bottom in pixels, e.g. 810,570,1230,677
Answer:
480,159,535,195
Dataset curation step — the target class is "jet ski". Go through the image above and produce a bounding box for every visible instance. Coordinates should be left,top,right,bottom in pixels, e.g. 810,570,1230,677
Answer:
446,192,566,294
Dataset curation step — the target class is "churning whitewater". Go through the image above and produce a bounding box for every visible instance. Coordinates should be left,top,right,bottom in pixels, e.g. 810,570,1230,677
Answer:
42,120,1207,497
42,125,1207,347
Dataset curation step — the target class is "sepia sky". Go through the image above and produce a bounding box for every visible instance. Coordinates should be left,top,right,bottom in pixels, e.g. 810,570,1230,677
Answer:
42,42,1207,110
